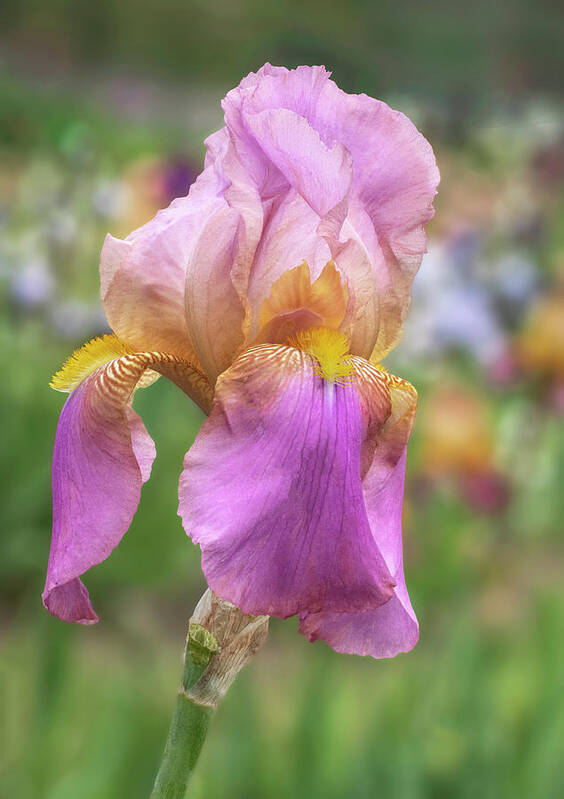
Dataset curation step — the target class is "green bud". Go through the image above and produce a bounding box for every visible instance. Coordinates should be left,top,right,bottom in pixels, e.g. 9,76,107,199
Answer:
187,622,219,666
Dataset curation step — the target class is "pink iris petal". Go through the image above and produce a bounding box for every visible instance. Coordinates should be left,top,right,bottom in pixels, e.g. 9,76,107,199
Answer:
299,378,419,658
246,191,333,338
225,63,438,253
43,366,156,624
245,108,353,217
101,199,195,361
178,345,395,619
100,170,232,368
184,199,250,381
102,64,438,381
223,63,440,359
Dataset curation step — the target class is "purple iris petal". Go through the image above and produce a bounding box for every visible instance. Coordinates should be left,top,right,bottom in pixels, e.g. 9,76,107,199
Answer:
299,450,419,658
43,369,155,624
178,345,395,619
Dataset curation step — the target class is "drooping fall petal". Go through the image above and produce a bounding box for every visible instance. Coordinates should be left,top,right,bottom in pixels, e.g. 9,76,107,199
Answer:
299,375,419,657
178,342,395,619
44,337,211,623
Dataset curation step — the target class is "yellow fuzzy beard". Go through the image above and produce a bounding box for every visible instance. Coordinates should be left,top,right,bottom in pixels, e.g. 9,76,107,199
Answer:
50,334,131,392
289,327,355,384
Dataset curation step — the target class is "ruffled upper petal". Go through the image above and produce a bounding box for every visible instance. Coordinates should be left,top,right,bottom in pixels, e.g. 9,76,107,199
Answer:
101,170,238,373
183,200,250,382
43,342,211,624
223,64,333,130
299,374,419,657
245,108,352,217
178,343,395,619
102,64,437,378
221,63,439,360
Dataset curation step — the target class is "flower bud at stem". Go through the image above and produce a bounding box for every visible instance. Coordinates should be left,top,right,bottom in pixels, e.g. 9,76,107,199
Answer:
186,589,269,708
150,590,269,798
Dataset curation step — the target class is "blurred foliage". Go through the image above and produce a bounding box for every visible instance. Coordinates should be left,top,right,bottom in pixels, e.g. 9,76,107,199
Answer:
2,0,564,107
2,5,564,798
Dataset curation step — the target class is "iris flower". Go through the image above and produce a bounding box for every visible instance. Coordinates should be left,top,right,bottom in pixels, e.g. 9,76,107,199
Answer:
44,64,439,658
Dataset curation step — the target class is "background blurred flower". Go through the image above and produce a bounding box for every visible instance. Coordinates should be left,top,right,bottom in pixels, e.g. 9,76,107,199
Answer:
10,258,55,311
417,384,511,514
458,470,511,515
419,385,494,477
516,290,564,380
112,154,199,236
398,239,507,368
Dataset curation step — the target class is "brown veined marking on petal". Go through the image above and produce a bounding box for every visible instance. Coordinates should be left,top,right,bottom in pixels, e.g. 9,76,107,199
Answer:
99,352,213,415
350,357,391,408
214,343,307,418
154,358,214,414
353,358,417,427
255,261,348,345
228,343,306,382
51,335,213,414
135,368,160,390
382,371,418,464
378,368,419,435
354,359,418,473
348,356,395,478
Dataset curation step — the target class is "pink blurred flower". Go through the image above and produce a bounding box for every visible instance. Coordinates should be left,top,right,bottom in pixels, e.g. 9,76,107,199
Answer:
486,347,521,388
43,64,438,658
457,470,511,515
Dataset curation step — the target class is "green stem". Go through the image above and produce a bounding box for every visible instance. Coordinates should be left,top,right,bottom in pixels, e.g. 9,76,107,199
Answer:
149,624,218,799
149,591,269,798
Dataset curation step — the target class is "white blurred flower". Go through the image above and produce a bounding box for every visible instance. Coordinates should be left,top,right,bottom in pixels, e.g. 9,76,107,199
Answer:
397,240,507,366
488,251,539,308
47,210,79,246
92,178,128,220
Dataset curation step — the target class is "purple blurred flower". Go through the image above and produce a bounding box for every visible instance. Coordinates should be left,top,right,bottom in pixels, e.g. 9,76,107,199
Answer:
43,64,439,658
162,158,199,204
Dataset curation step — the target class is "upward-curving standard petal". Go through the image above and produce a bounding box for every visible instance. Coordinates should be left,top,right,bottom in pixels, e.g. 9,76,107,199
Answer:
100,169,245,377
100,65,438,384
222,63,440,361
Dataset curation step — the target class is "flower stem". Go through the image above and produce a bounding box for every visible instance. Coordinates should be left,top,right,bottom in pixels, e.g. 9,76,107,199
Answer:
149,591,269,798
149,623,218,799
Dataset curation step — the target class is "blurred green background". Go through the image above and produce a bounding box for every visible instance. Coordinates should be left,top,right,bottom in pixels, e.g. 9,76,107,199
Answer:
1,2,564,797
